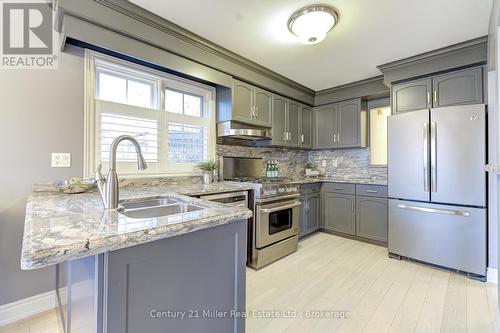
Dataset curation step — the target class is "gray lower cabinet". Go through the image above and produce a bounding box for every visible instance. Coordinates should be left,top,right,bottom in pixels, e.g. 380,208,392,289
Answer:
392,78,432,114
322,192,356,235
57,220,247,333
432,67,483,108
299,192,320,237
356,196,388,242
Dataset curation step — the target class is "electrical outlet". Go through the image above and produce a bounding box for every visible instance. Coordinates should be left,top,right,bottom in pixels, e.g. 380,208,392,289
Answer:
321,160,327,167
332,159,338,168
51,153,71,168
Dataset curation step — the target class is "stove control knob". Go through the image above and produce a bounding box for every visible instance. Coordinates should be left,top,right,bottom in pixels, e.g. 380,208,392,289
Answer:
278,188,285,193
263,190,269,195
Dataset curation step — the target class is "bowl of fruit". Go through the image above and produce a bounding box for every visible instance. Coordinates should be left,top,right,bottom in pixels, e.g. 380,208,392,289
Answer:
56,177,96,194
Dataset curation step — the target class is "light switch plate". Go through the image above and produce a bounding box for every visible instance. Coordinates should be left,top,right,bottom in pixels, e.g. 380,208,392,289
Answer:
51,153,71,168
332,159,338,168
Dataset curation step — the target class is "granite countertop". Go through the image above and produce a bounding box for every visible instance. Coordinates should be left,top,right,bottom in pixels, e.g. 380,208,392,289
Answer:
289,176,387,186
21,182,253,270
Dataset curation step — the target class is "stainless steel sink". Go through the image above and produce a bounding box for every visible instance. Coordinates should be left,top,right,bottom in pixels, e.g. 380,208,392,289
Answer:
118,196,205,219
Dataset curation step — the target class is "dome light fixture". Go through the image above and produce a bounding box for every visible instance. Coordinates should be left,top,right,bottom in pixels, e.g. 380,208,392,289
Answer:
287,4,339,45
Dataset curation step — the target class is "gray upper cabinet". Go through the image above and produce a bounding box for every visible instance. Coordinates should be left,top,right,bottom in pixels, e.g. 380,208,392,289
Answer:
322,192,356,235
271,95,287,146
356,196,388,243
314,104,337,149
432,67,483,108
391,66,484,114
271,96,311,148
392,78,432,114
287,100,301,147
232,80,254,123
338,99,364,148
314,98,366,149
232,79,272,127
254,87,273,126
300,106,313,149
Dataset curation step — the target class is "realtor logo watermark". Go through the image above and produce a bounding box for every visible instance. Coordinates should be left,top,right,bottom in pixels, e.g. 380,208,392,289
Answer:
1,0,58,69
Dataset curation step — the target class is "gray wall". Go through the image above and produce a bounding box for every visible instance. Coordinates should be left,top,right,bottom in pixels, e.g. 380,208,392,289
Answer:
0,47,84,305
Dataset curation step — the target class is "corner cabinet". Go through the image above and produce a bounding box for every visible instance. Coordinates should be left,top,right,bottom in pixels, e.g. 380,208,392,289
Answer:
391,66,483,114
271,96,313,148
313,98,367,149
232,79,272,127
321,183,388,243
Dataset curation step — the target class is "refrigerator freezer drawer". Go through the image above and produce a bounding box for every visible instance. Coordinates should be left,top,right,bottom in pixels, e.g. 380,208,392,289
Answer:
388,199,486,276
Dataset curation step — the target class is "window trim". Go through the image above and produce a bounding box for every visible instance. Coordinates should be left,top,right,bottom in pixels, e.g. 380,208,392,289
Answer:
84,50,216,178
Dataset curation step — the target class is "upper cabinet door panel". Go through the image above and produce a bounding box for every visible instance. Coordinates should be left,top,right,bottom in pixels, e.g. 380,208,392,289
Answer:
432,67,483,108
392,78,432,114
232,80,254,123
287,100,301,147
254,88,272,127
272,95,287,146
338,99,361,148
301,107,313,149
315,105,337,149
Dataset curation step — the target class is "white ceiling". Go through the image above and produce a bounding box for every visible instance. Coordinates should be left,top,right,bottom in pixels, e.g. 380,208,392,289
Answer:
130,0,492,91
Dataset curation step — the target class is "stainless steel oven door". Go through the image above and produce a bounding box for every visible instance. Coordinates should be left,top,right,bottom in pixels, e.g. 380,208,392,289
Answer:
255,199,300,248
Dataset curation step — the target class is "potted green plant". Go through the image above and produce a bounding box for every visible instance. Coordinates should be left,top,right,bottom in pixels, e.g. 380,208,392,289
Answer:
197,160,219,184
304,162,314,175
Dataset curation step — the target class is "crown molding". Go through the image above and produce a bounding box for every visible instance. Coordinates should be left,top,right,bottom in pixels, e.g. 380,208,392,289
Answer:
377,36,488,85
95,0,314,96
315,75,389,106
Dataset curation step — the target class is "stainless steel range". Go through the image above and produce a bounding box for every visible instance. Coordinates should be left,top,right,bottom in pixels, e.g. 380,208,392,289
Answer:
222,157,300,269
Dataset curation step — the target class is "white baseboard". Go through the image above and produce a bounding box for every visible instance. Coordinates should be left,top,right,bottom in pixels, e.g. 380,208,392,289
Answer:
0,290,55,326
488,267,498,284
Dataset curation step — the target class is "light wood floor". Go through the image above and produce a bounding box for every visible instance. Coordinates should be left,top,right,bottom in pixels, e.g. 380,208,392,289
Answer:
1,232,498,333
246,232,500,333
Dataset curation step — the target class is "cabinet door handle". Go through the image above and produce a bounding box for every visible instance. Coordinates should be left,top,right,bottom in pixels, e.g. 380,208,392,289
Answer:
351,201,355,212
366,190,378,193
301,134,305,143
255,106,259,118
337,133,341,143
333,132,336,143
427,91,431,104
433,90,437,104
288,132,292,141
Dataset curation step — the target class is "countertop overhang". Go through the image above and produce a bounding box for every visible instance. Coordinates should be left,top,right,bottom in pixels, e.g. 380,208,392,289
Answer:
21,183,254,270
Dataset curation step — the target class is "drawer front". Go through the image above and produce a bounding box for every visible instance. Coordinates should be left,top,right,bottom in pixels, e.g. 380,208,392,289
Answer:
356,184,388,198
322,182,355,194
300,183,321,195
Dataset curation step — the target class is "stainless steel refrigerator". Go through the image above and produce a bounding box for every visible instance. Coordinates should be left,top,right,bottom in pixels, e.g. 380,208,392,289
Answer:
388,104,487,280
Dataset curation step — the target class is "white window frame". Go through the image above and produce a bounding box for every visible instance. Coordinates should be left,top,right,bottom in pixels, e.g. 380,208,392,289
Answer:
84,50,216,178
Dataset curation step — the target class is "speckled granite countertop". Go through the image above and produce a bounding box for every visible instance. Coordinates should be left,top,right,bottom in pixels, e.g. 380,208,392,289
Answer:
289,177,387,186
21,182,253,270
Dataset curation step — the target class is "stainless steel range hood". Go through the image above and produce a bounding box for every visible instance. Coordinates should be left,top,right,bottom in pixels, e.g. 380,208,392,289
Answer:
217,121,271,142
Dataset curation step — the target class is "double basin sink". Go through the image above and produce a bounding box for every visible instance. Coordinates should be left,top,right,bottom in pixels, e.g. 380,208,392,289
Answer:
118,196,205,219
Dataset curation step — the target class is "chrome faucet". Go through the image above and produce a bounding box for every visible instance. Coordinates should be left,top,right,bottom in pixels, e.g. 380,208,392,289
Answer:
95,135,148,209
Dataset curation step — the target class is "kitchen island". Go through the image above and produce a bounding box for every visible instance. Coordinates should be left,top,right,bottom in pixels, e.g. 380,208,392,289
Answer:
21,182,253,333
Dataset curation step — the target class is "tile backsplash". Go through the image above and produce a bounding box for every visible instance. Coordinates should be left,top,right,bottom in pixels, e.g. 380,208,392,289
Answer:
216,144,387,181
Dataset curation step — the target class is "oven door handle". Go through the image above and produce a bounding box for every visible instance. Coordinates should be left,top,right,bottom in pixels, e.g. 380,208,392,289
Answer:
259,201,301,214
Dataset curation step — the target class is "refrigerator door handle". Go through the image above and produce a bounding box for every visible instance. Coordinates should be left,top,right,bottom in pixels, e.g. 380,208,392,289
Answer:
397,204,471,217
430,122,437,193
423,123,429,192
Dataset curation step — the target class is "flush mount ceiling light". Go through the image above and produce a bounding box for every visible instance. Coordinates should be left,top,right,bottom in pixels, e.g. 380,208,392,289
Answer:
287,4,339,45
